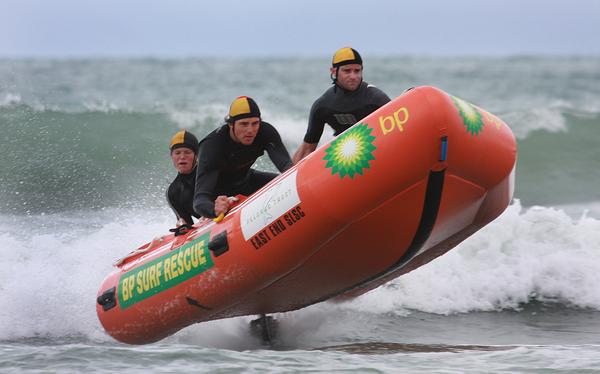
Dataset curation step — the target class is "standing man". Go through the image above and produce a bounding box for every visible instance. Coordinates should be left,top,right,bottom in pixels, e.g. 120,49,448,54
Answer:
292,47,391,164
166,130,200,227
193,96,292,219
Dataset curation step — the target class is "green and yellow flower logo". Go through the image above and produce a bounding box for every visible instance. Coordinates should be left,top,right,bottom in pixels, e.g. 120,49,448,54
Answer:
323,123,376,179
451,95,484,135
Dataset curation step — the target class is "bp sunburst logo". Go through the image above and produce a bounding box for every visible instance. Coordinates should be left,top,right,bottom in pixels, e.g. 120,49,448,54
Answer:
323,123,376,179
451,95,484,135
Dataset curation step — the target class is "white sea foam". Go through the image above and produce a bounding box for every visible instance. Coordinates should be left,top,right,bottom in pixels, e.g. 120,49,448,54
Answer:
555,201,600,220
0,209,173,341
1,201,599,343
344,200,600,315
167,103,229,130
266,112,334,150
82,100,122,112
0,93,21,107
502,107,567,139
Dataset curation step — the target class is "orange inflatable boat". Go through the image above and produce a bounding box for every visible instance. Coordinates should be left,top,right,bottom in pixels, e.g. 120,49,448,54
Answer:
96,86,517,344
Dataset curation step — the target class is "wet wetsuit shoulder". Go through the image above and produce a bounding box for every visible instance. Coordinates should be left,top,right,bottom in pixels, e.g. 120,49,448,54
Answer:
166,167,199,224
193,125,230,218
193,123,292,218
254,121,292,172
304,81,391,143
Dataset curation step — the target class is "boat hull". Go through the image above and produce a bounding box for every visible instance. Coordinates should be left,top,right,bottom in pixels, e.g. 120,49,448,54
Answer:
96,86,517,344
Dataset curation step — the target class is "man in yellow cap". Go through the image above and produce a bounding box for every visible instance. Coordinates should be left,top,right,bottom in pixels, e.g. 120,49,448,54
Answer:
193,96,292,218
292,47,390,163
166,130,200,227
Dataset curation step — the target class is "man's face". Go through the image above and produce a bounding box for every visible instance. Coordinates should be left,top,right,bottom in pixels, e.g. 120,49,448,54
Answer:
332,63,363,91
230,117,260,145
171,147,196,174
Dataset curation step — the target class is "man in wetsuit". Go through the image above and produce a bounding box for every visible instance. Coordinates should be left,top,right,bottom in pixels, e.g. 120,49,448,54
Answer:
292,47,391,164
193,96,292,219
166,130,200,226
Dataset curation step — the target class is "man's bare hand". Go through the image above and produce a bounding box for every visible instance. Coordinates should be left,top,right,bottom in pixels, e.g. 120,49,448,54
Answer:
214,195,231,217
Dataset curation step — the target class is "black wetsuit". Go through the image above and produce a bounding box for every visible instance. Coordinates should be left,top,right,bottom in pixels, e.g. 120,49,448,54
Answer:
193,122,292,218
166,166,199,225
304,81,391,143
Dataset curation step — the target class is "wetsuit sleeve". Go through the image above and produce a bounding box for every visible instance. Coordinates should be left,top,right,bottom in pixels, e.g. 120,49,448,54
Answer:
370,86,392,107
303,99,326,144
166,182,193,224
262,123,292,172
193,141,220,218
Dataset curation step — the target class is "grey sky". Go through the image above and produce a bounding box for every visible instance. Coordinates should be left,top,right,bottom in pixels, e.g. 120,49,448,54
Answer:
1,0,598,57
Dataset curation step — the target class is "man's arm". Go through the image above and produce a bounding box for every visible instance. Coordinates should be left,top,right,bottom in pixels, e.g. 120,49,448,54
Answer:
263,124,293,172
293,100,325,164
193,142,221,218
193,189,218,218
369,85,391,107
292,142,317,164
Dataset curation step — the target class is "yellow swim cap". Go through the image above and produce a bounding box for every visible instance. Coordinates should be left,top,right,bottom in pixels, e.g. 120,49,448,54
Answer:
169,130,199,153
226,96,261,123
332,47,363,68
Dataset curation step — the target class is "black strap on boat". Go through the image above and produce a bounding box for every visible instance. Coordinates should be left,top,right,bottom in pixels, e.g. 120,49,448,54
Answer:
169,224,193,237
393,136,448,267
312,166,447,305
97,287,117,311
395,168,445,268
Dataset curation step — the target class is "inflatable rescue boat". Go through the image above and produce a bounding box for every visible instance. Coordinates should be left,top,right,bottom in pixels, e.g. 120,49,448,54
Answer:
96,86,517,344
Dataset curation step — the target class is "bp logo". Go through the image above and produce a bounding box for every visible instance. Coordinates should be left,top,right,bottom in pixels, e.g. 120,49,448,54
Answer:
451,95,484,135
323,123,376,179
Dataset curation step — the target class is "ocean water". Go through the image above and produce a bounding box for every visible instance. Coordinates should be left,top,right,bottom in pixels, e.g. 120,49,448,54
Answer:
1,57,600,373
